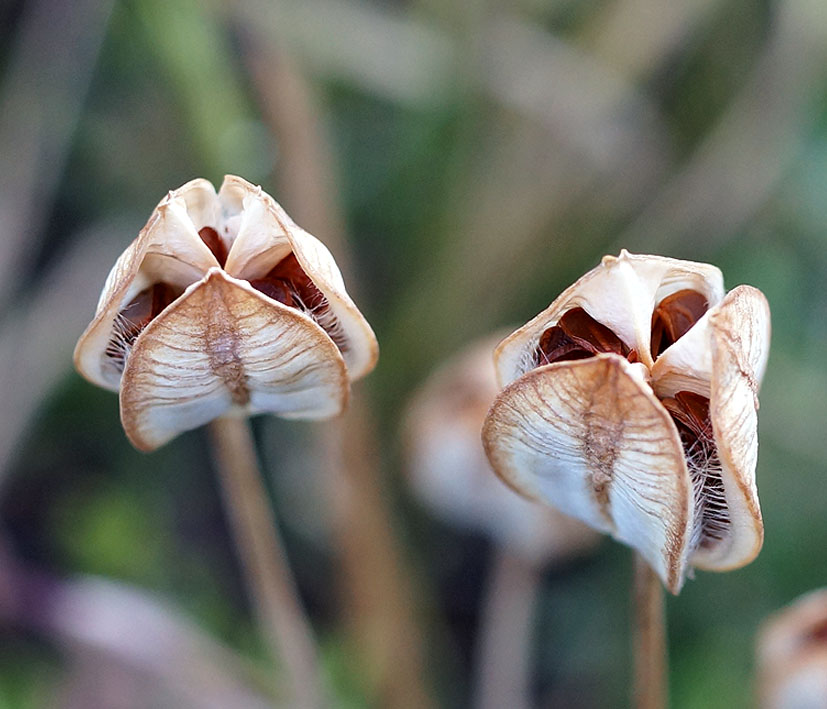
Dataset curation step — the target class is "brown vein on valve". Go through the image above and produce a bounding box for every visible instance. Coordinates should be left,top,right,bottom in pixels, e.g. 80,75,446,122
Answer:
205,284,249,406
582,362,622,525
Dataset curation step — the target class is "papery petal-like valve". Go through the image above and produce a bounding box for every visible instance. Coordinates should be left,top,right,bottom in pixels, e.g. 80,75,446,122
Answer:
404,333,600,566
74,176,378,451
482,251,770,592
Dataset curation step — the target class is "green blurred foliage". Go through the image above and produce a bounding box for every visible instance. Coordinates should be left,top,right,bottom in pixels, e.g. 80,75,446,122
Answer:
1,0,826,706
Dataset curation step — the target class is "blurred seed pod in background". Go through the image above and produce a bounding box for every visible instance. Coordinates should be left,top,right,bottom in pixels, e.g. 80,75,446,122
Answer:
757,589,827,709
404,333,600,709
404,332,601,567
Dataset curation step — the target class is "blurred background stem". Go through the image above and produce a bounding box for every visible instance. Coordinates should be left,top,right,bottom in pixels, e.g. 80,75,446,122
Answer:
240,32,435,707
472,549,539,709
209,417,324,708
0,0,113,314
633,553,667,709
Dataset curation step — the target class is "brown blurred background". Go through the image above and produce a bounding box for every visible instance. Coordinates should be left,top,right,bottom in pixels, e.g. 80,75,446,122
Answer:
1,0,826,707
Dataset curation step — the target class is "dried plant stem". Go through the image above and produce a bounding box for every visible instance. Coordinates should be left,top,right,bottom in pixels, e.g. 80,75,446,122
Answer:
473,549,539,709
209,417,323,708
239,35,434,707
323,397,434,708
632,553,667,709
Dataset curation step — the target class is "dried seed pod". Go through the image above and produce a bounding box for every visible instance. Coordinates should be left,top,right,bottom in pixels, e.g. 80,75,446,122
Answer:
757,589,827,708
74,176,378,451
482,251,770,592
405,333,601,565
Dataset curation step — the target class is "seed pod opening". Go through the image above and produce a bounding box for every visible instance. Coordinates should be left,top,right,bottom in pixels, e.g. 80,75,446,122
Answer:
119,269,348,451
74,176,378,451
483,251,769,592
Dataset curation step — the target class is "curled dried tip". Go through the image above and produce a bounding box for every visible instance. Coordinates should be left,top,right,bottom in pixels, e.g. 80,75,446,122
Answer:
404,333,600,566
74,175,377,451
483,251,770,593
757,589,827,709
